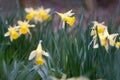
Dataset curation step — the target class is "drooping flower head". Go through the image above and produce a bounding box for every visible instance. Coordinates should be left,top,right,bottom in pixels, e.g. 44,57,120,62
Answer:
4,26,19,41
94,33,118,51
29,40,49,65
25,7,37,21
56,10,76,28
18,20,35,35
90,21,119,51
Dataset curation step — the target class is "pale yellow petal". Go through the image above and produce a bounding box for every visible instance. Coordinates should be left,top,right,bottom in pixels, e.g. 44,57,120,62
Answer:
45,8,51,13
108,33,118,46
28,24,35,27
28,50,36,60
18,20,23,25
36,40,43,52
56,12,65,20
10,36,13,42
41,50,49,57
25,7,34,13
4,32,10,37
65,10,74,16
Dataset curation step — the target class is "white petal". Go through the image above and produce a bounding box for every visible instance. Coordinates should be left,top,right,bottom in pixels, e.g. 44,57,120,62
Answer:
41,51,49,57
65,10,74,16
28,29,31,35
25,7,33,13
45,8,51,13
10,36,13,42
4,32,10,37
28,50,36,60
29,24,35,27
93,39,99,48
94,43,99,48
18,20,23,25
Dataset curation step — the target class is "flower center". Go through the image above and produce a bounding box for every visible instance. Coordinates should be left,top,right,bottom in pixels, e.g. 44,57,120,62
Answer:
26,12,36,21
35,55,44,65
97,26,105,34
20,24,29,34
38,10,49,20
10,29,19,39
64,16,75,26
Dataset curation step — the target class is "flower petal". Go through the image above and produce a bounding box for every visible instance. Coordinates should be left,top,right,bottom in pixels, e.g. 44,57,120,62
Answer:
41,50,49,57
4,32,10,37
29,50,36,60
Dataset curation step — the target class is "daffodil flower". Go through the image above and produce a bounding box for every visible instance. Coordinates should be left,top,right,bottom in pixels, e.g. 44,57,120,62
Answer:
34,7,51,23
90,21,119,51
18,20,35,35
91,21,108,36
56,10,76,28
4,26,19,41
93,33,118,51
25,7,37,21
29,40,49,65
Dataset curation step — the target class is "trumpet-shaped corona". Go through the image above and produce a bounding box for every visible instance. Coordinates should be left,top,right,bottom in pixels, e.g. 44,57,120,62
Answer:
64,16,75,26
35,54,44,65
4,26,19,41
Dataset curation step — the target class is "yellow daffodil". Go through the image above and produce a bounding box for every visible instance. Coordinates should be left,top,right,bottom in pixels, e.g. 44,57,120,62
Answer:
91,21,119,51
93,33,118,51
29,40,49,65
116,42,120,48
25,7,37,21
56,10,76,28
91,21,108,36
34,7,51,23
18,20,35,35
4,26,19,41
